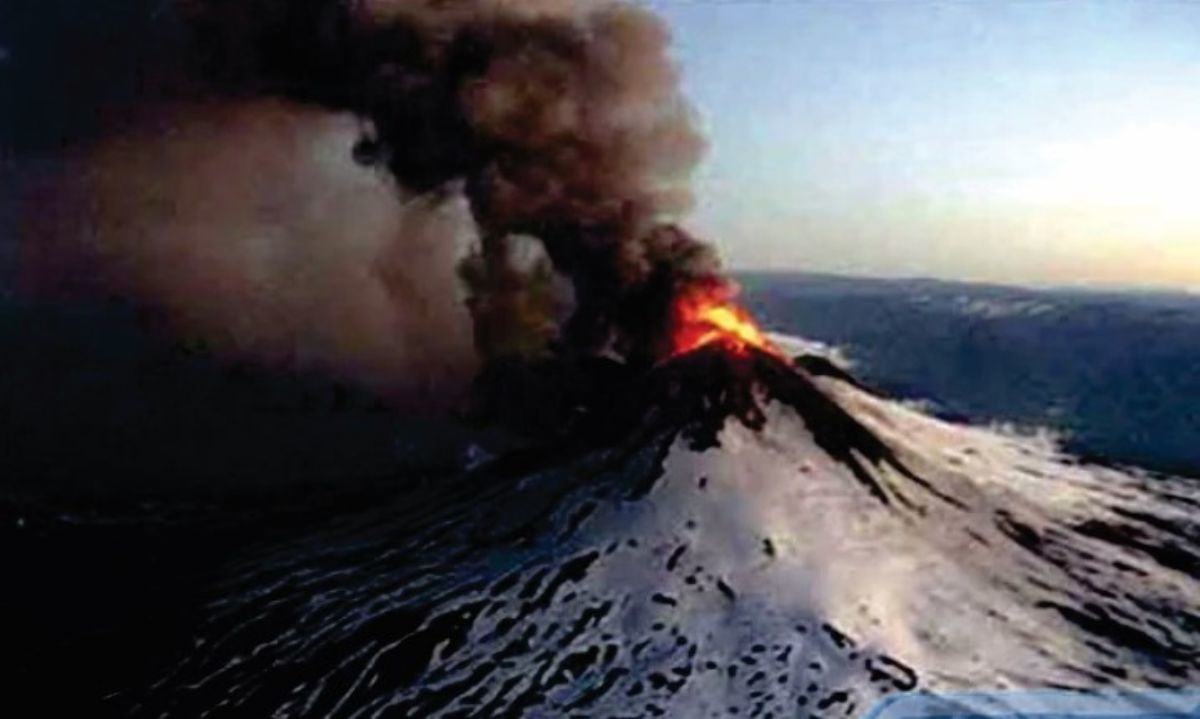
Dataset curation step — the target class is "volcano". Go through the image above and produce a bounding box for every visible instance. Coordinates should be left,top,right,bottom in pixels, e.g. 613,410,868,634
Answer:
53,334,1192,717
9,1,1198,713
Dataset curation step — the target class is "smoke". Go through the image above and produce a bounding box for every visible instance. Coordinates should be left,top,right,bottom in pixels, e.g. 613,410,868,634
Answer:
178,0,725,362
18,100,478,406
13,0,728,400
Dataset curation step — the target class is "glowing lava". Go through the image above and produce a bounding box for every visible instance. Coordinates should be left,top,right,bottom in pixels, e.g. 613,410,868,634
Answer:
669,285,782,358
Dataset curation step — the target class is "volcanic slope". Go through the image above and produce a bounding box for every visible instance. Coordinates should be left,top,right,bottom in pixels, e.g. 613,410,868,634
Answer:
125,341,1200,717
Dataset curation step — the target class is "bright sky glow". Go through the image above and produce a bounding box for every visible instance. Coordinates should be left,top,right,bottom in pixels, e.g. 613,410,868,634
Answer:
652,0,1200,289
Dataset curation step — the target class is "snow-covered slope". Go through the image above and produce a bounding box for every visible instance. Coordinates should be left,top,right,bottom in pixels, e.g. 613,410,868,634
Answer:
123,338,1200,717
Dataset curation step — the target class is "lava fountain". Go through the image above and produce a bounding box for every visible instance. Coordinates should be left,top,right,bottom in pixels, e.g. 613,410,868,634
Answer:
668,282,783,359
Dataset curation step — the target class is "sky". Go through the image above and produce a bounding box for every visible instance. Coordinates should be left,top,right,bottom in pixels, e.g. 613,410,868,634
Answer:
652,0,1200,289
4,1,1200,292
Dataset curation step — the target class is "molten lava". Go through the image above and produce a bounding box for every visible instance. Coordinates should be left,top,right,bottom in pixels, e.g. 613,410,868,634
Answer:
669,286,782,359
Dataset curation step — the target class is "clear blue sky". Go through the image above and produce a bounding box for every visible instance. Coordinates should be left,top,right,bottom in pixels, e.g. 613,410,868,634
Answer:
652,0,1200,288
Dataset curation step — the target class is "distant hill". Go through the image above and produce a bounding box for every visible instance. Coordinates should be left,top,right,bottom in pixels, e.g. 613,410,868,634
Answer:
737,271,1200,477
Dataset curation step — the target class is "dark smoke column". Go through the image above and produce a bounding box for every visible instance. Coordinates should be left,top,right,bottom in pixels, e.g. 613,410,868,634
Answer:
185,0,723,363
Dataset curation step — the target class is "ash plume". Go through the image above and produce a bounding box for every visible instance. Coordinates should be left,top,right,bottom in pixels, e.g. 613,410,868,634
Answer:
180,0,725,362
17,100,479,407
11,0,730,399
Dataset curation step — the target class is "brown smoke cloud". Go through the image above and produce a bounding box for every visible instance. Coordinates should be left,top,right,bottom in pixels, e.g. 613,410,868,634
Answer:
17,0,727,399
179,0,725,363
19,100,478,407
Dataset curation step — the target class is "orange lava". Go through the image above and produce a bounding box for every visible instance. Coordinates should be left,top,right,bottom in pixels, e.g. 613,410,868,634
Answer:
669,285,782,358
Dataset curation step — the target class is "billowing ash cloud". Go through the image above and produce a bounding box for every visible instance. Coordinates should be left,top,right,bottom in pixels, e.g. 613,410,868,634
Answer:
12,0,727,397
180,0,724,363
19,100,479,406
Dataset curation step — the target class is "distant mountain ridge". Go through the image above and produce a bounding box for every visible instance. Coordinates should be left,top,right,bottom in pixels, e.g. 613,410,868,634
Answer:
737,271,1200,478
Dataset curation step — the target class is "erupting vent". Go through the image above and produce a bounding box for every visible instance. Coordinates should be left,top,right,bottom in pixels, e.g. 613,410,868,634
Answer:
669,284,782,359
